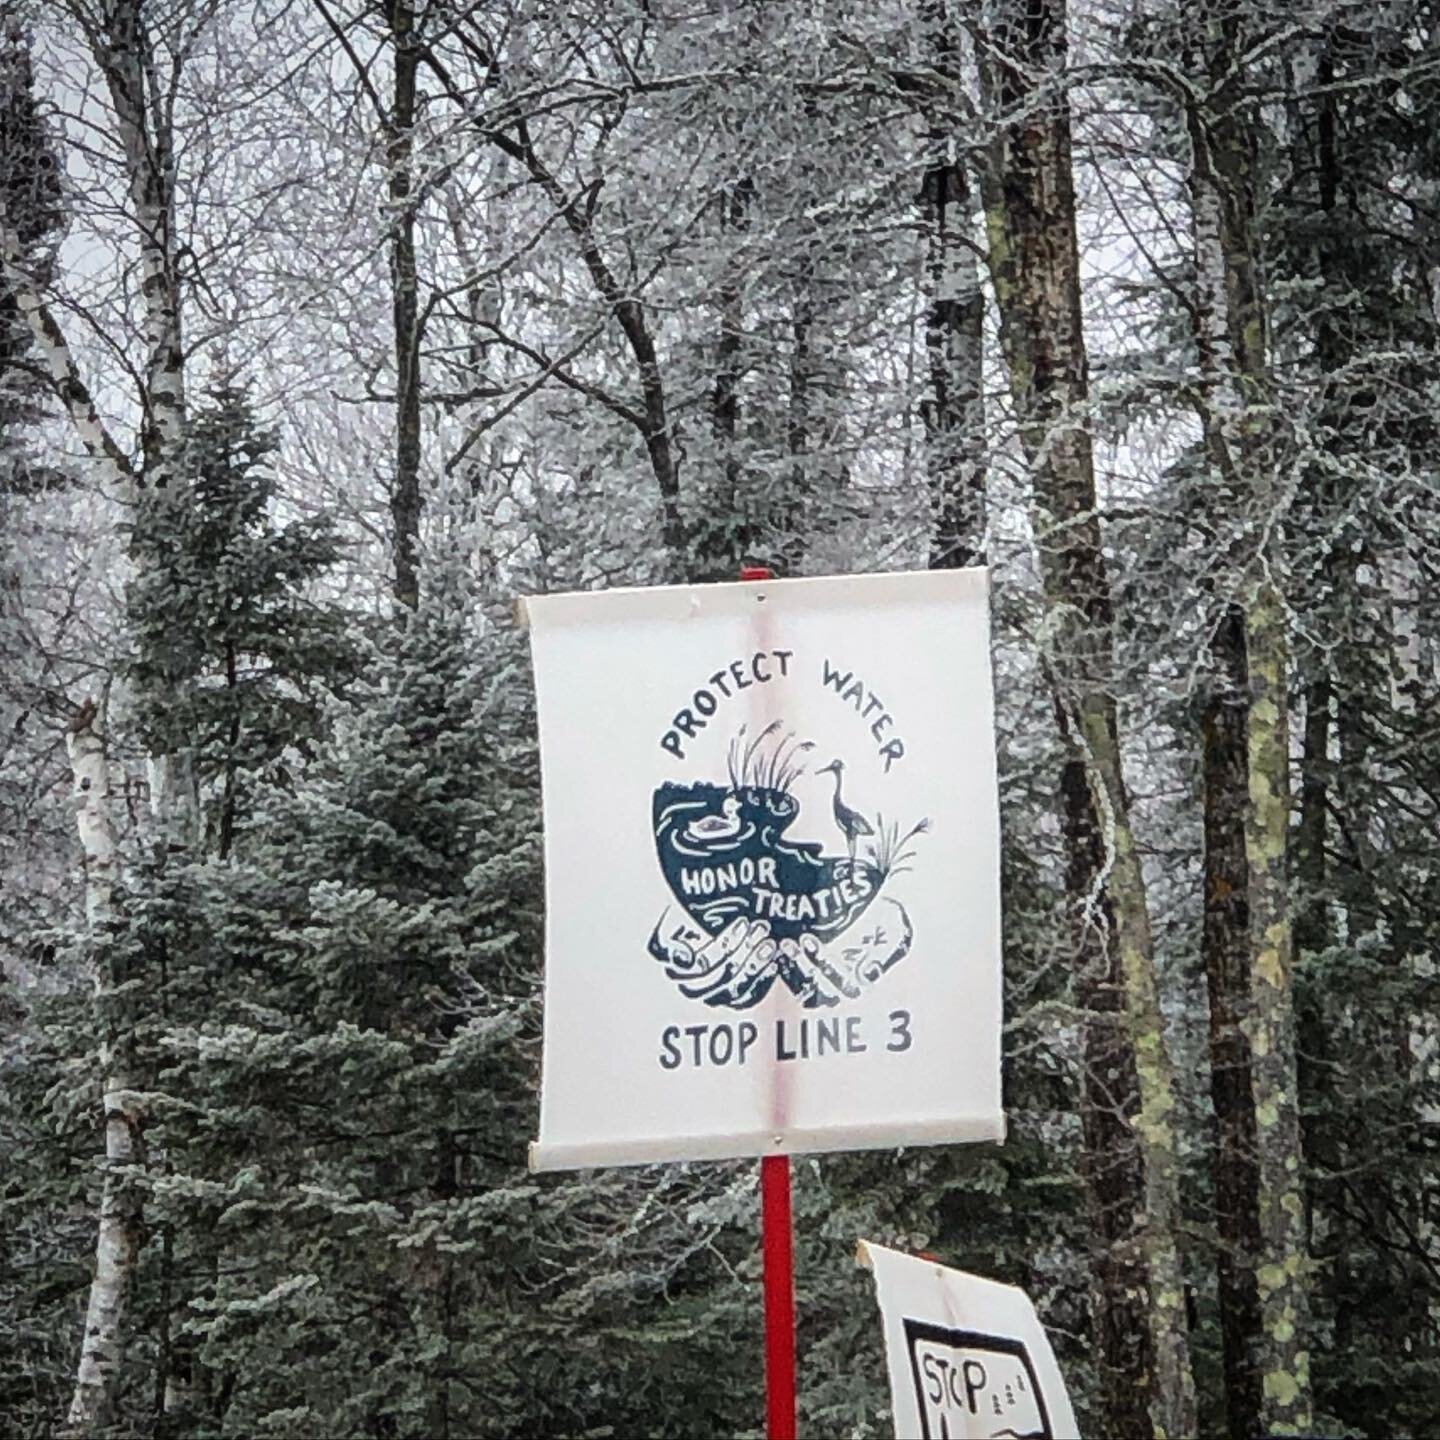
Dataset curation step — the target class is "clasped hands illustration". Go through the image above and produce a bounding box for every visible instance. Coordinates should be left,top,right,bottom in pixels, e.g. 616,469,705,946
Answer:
648,901,912,1010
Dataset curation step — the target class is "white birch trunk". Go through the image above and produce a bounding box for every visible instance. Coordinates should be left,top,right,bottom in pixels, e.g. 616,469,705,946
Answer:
5,11,194,842
1379,550,1421,713
100,0,186,488
64,704,143,1436
95,2,198,842
25,12,200,1429
0,220,137,499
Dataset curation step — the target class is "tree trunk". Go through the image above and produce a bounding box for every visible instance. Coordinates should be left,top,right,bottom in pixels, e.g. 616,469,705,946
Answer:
1294,43,1345,1268
694,176,754,579
1185,37,1312,1427
0,226,136,491
781,272,816,578
713,185,745,505
99,0,185,491
979,2,1197,1433
8,8,203,1427
1245,578,1311,1432
93,0,197,843
1187,89,1266,1439
1201,603,1263,1439
920,0,984,571
64,703,143,1436
1058,725,1155,1439
386,0,422,611
1294,673,1330,963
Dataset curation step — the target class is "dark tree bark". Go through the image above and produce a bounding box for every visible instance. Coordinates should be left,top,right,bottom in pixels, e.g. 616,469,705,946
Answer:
1184,14,1311,1422
1202,602,1263,1440
978,0,1197,1432
712,181,747,501
1058,729,1155,1440
1184,50,1267,1431
693,177,758,579
780,270,816,578
386,0,422,611
1294,41,1342,967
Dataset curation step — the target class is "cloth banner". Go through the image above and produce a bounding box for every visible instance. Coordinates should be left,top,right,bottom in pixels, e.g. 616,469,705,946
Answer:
858,1241,1079,1440
521,568,1001,1170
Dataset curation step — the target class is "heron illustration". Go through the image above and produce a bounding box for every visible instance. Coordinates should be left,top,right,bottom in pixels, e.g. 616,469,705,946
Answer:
816,759,874,868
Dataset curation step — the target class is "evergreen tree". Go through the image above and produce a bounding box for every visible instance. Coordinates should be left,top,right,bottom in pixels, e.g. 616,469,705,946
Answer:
0,976,96,1437
0,28,84,1437
0,18,68,946
126,388,358,857
23,387,361,1436
110,563,759,1434
1268,12,1440,1431
0,19,64,497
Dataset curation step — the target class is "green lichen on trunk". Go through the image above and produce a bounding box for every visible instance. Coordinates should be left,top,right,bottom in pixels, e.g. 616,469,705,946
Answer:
1078,705,1196,1440
1184,18,1314,1426
978,2,1199,1431
1246,579,1312,1435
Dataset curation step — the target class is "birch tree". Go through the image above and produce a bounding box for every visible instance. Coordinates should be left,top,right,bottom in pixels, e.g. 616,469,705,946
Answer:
61,701,138,1435
5,0,202,830
2,0,213,1425
311,0,429,611
918,0,984,571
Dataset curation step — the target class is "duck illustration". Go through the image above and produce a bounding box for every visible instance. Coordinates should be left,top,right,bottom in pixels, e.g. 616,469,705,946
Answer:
684,793,743,842
816,759,874,866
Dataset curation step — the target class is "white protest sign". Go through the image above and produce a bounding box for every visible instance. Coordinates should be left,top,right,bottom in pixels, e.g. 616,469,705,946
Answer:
858,1241,1079,1440
521,568,1001,1171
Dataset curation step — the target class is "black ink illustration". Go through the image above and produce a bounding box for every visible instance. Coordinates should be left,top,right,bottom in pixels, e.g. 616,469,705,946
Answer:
649,721,928,1009
903,1319,1052,1440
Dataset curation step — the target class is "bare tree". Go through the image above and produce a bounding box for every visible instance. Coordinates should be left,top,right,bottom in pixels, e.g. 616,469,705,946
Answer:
1,0,211,1424
919,0,984,570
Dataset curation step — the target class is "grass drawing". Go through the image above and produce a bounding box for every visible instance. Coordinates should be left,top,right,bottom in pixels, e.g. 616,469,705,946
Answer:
726,722,815,796
864,814,932,878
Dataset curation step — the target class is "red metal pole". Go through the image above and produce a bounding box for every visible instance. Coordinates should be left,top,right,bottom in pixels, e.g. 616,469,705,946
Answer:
761,1152,797,1440
739,563,797,1440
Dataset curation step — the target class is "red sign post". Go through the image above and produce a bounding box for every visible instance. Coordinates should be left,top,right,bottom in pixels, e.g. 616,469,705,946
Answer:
524,563,1003,1440
761,1151,797,1439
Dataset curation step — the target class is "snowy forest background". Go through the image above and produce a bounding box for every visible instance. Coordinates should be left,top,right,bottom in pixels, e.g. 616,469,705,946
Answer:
2,0,1438,1435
